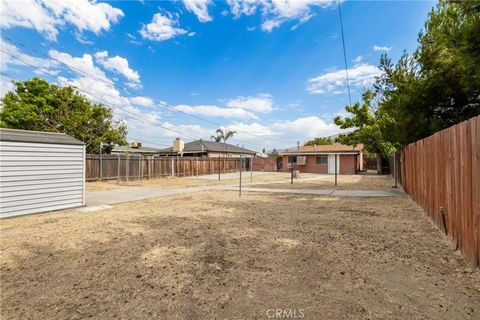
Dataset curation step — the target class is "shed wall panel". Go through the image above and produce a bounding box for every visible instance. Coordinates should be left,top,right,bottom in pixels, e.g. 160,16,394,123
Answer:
0,141,85,218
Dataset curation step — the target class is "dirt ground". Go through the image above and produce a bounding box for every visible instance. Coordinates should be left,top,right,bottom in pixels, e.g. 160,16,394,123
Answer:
86,172,322,191
1,190,479,319
257,174,396,190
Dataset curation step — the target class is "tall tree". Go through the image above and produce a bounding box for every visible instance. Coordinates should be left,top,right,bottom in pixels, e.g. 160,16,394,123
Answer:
337,0,480,152
334,90,396,157
210,128,236,143
0,78,127,153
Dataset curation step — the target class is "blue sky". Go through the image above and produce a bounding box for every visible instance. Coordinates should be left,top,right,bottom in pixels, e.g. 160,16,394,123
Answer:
0,0,435,151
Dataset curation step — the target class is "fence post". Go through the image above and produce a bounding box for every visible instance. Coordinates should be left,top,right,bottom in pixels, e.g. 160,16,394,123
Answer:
99,146,103,182
126,153,129,183
239,155,243,196
139,155,142,181
218,156,221,181
117,153,120,182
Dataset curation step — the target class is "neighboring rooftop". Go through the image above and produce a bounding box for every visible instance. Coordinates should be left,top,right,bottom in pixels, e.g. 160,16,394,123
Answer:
0,128,84,145
111,145,162,154
281,144,364,154
159,139,256,155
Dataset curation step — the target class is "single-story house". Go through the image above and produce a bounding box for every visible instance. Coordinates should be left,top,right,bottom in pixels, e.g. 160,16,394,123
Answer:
280,144,364,174
111,142,161,155
0,128,86,218
158,138,256,158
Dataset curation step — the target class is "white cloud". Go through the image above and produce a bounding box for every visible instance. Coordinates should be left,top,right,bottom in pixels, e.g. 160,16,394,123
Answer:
1,37,57,72
174,104,258,120
228,122,275,136
94,51,140,83
270,116,339,138
49,50,109,82
227,0,337,32
306,63,382,94
225,116,341,150
261,19,282,32
0,0,124,41
0,77,15,98
183,0,213,22
140,12,188,41
373,45,392,52
130,96,154,107
353,55,364,63
227,0,259,19
226,93,273,113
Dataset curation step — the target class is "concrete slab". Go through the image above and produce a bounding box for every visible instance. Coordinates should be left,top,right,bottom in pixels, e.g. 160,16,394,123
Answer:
86,179,404,207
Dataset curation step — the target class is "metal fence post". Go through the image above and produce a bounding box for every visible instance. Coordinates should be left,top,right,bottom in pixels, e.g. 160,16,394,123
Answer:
99,143,103,182
239,155,243,196
117,153,120,182
126,153,129,183
139,154,142,181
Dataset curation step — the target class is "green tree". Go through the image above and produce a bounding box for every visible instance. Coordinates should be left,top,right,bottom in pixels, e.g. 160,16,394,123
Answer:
304,137,333,146
334,90,396,157
375,0,480,146
210,128,236,142
0,78,127,153
337,0,480,153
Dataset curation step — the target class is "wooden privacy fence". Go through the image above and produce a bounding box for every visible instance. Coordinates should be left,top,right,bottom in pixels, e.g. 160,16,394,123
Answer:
86,155,248,181
401,116,479,267
251,157,277,172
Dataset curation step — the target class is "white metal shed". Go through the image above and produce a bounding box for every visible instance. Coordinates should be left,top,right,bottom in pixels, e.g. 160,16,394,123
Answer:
0,128,85,218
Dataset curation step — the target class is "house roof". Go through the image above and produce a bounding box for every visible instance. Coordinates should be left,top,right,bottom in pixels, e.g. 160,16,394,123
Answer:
282,144,364,155
0,128,84,145
159,139,256,155
112,145,161,154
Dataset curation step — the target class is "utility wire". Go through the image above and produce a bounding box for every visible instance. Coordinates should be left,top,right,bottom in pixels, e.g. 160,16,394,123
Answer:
337,0,352,106
0,50,201,141
2,36,298,145
1,71,267,150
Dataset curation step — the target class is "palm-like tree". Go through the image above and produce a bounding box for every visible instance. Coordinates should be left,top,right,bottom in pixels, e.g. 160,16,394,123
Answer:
211,128,236,143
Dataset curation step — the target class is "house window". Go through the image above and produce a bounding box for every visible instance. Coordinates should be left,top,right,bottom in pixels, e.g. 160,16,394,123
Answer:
316,155,328,165
287,156,297,163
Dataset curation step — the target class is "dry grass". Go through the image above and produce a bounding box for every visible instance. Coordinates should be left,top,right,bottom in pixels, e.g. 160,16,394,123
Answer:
1,191,479,319
86,172,322,191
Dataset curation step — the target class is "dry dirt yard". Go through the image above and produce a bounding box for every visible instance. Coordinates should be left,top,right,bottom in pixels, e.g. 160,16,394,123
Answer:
1,191,479,319
86,172,321,192
257,174,395,190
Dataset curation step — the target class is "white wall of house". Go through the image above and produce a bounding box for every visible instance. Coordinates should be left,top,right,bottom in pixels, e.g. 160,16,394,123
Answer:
0,141,85,218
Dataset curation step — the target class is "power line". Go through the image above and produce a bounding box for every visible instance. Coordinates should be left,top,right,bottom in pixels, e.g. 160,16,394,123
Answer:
0,50,201,141
337,0,352,106
2,36,298,146
1,71,268,151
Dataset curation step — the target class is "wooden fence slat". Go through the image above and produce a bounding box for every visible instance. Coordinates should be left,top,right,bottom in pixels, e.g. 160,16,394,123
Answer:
400,116,479,267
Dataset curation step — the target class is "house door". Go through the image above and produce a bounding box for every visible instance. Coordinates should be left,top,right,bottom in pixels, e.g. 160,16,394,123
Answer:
328,154,340,174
